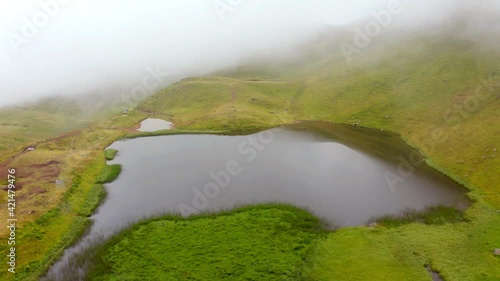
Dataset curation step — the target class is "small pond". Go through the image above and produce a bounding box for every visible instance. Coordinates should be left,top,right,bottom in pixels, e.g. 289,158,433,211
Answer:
137,118,173,132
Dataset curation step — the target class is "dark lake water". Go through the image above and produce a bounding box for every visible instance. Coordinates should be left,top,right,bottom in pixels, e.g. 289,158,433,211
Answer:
44,121,469,280
100,121,468,228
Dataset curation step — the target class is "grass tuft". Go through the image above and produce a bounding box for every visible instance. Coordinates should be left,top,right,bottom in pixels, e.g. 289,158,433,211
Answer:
104,149,118,161
370,205,466,228
96,164,121,184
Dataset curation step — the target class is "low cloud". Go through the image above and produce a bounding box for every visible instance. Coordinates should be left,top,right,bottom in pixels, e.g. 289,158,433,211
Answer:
0,0,498,108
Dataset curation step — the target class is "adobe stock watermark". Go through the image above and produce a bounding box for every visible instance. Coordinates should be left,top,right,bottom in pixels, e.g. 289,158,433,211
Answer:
212,0,243,21
7,0,72,55
340,0,406,63
385,73,500,192
110,65,170,113
442,73,500,129
178,129,274,216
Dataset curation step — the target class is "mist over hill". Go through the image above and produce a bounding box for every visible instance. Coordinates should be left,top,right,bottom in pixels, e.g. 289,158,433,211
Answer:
0,0,499,113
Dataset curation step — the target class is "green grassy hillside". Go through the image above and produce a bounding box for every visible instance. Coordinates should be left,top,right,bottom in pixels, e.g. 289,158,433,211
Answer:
87,205,326,281
0,28,499,280
132,33,500,280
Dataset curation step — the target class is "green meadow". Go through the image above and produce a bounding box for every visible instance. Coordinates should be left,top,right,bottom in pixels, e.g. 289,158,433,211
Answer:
0,29,498,280
86,205,326,281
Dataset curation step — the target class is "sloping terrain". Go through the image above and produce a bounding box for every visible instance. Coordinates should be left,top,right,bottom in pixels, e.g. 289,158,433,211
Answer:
0,27,499,280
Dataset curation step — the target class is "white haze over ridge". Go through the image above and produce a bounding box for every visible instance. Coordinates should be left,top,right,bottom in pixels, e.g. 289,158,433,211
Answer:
0,0,497,107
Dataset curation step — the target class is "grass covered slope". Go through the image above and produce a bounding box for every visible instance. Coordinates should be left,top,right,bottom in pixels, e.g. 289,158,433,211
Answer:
0,28,498,281
140,77,304,131
87,205,325,281
0,109,150,281
0,97,100,162
304,206,500,281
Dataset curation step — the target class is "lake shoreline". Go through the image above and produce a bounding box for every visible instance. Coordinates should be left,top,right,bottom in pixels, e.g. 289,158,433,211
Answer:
41,120,482,280
41,120,474,280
